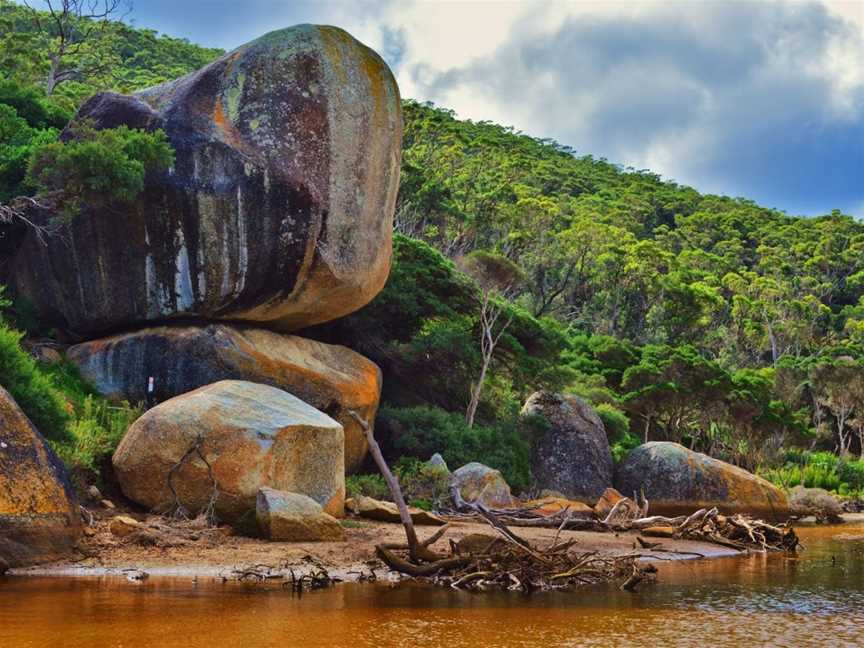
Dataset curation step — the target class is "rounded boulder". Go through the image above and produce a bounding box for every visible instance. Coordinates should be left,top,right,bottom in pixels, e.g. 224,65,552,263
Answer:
0,387,81,566
14,25,402,336
112,380,345,525
614,442,790,520
521,391,613,504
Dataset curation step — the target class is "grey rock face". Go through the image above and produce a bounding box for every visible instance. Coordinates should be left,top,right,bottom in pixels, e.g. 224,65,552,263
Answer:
13,25,402,336
521,391,613,503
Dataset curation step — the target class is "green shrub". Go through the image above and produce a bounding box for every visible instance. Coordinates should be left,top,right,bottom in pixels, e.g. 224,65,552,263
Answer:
346,474,391,501
55,396,140,473
379,405,531,491
26,121,174,216
394,456,451,510
0,320,70,443
760,450,864,497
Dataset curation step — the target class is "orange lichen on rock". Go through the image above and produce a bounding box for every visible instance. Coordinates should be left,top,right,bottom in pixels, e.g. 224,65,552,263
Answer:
0,387,81,567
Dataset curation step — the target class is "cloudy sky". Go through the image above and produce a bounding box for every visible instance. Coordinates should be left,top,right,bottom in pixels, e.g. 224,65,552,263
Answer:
120,0,862,217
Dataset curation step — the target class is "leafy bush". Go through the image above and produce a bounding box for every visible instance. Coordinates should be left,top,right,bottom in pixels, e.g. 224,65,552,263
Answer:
346,474,391,501
761,450,864,497
394,457,451,510
55,395,140,473
379,404,531,491
0,320,70,443
26,122,174,216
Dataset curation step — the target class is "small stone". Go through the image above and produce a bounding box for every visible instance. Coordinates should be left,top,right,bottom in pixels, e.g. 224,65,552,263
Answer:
109,515,141,538
594,487,626,519
87,485,103,500
449,462,514,508
256,488,345,542
101,499,115,510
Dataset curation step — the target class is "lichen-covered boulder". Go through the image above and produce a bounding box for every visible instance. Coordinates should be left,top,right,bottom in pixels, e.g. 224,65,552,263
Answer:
112,380,345,526
521,391,613,504
0,387,81,566
256,488,345,541
614,442,790,520
450,462,515,508
68,325,381,472
13,24,402,336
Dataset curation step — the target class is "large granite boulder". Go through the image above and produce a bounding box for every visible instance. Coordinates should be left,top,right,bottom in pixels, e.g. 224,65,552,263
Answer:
521,391,613,504
614,442,790,520
68,324,381,472
449,462,514,508
0,387,81,566
112,380,345,526
256,488,345,541
13,25,402,336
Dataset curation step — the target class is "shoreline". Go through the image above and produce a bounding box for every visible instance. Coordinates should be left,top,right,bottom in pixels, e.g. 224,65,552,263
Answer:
8,517,744,581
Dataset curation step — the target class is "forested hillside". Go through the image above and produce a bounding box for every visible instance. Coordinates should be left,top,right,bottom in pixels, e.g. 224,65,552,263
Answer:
1,0,863,496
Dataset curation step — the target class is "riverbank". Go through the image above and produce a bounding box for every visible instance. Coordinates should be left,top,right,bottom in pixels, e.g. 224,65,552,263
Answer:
11,512,749,580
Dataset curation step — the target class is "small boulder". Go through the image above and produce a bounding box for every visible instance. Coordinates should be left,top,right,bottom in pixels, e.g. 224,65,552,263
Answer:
345,495,445,526
109,516,142,538
428,453,450,475
0,387,81,567
614,442,790,520
69,325,382,473
450,462,514,508
521,392,613,504
112,380,345,526
789,486,843,523
256,488,345,542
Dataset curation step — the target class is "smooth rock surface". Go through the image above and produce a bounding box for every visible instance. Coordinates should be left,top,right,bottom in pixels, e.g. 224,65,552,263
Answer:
112,380,345,525
256,488,345,541
449,462,514,508
344,495,445,526
69,325,382,472
521,391,613,504
14,24,402,336
0,387,81,566
614,442,790,520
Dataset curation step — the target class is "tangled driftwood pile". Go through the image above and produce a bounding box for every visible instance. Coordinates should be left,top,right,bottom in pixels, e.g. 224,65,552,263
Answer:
356,417,799,593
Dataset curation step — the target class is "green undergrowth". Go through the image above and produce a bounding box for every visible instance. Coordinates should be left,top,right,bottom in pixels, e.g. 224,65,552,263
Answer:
760,450,864,498
0,312,139,481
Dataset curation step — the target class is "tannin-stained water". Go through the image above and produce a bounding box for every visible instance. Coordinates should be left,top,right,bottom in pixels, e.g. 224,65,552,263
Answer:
1,522,862,648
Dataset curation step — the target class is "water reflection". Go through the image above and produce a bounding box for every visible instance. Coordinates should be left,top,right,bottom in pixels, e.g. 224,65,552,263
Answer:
0,523,861,648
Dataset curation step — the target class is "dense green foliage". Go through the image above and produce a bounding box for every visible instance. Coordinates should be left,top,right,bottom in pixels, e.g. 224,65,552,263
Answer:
761,450,864,497
27,121,173,215
0,5,862,494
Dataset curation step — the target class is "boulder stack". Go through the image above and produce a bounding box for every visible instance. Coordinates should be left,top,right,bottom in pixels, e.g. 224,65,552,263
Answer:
68,325,382,473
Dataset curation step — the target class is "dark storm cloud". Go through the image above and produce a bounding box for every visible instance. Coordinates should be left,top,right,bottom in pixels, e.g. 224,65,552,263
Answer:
415,1,864,216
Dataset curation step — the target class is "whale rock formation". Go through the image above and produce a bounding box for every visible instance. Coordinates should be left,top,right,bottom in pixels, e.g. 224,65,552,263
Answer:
0,387,81,566
112,380,345,524
68,325,382,472
13,25,402,336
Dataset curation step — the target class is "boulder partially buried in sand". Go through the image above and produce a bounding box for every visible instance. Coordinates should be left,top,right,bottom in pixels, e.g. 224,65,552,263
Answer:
69,325,382,473
0,387,81,566
614,442,790,520
13,24,402,336
112,380,345,526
